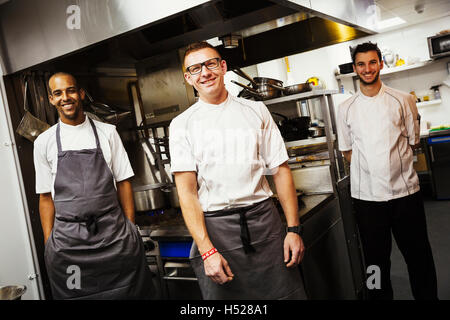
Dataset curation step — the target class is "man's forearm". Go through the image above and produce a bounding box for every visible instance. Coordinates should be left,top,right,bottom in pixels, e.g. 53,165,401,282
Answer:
117,179,135,223
179,193,214,254
175,172,214,255
39,193,55,243
272,162,299,227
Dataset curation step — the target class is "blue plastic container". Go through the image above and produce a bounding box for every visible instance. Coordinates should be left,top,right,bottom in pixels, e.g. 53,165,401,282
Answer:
159,241,192,258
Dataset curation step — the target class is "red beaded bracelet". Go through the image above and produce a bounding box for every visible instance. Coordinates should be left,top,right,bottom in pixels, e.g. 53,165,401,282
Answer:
202,248,218,261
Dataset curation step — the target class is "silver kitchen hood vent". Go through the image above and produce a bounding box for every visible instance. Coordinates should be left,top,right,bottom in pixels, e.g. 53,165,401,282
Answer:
0,0,376,74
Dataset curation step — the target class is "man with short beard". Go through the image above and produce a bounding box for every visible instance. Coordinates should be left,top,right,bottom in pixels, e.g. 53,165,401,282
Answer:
33,72,153,299
336,42,438,300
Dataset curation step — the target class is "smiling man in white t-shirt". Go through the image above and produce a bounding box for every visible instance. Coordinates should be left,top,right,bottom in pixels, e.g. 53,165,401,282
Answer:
337,42,438,300
169,42,306,299
33,72,153,299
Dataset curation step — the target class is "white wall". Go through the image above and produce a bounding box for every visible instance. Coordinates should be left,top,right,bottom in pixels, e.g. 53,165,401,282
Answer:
0,60,43,299
253,15,450,127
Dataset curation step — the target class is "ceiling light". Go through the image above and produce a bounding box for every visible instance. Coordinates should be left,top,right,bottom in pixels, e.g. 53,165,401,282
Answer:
205,37,223,47
220,34,241,49
376,17,406,30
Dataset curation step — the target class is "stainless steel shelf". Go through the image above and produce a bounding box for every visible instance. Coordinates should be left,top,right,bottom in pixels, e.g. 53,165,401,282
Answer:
335,60,435,80
263,89,339,105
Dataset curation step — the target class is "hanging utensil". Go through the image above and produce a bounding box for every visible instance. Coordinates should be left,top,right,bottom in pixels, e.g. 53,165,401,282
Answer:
103,111,132,124
16,79,51,142
84,89,116,116
83,89,131,125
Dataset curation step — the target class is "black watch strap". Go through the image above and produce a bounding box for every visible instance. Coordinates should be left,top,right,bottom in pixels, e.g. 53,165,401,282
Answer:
287,225,303,236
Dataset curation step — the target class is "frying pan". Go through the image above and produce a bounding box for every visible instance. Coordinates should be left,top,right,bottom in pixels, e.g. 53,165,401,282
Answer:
267,82,312,96
231,80,282,100
233,68,284,89
282,82,312,95
232,68,311,96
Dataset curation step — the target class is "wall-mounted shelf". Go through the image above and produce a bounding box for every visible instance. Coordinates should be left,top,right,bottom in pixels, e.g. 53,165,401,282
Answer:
263,89,339,105
417,99,442,108
335,60,434,80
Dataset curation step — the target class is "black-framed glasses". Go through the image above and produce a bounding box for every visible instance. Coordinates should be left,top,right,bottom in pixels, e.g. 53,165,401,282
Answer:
186,57,221,75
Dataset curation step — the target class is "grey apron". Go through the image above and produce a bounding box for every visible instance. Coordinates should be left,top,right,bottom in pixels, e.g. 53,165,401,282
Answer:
190,198,307,300
44,118,153,300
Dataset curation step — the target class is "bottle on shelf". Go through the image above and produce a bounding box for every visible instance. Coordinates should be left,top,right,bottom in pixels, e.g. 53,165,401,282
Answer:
430,85,441,100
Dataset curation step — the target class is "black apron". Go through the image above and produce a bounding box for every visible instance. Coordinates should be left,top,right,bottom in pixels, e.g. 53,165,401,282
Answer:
190,198,306,300
44,118,153,299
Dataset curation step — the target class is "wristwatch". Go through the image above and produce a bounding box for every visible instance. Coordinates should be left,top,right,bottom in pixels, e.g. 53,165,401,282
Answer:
287,225,303,236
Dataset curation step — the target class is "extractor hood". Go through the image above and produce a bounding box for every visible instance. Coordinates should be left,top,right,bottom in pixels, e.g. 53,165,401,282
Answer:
116,0,377,66
0,0,377,74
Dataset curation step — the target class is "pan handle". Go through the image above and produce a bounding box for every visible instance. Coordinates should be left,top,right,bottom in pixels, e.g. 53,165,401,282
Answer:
265,83,286,92
231,80,263,99
231,80,258,93
232,69,258,87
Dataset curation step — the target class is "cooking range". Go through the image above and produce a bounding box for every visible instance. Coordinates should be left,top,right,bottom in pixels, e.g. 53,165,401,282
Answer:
137,209,202,300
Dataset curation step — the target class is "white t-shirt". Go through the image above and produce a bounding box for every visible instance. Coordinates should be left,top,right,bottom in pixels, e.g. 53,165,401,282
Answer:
33,115,134,197
337,83,420,201
169,93,288,211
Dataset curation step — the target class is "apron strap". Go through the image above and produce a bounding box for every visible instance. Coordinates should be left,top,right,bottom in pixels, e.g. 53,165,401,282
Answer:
205,199,272,255
56,210,110,236
87,117,101,149
56,122,62,153
239,211,256,254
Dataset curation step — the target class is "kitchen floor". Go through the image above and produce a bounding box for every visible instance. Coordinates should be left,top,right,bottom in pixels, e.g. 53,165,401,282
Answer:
391,193,450,300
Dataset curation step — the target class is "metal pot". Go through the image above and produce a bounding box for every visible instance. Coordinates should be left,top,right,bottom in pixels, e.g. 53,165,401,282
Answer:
161,184,180,208
133,183,168,211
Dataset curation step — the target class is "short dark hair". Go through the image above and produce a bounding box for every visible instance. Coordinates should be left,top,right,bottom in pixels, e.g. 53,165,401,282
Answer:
183,41,222,69
351,42,382,65
48,72,78,93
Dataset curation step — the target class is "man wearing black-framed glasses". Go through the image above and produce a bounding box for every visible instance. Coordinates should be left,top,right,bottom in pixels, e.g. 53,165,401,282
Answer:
185,57,221,75
169,41,306,300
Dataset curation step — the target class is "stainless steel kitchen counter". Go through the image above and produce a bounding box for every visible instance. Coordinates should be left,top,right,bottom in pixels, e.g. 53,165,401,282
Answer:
148,193,336,240
150,225,192,242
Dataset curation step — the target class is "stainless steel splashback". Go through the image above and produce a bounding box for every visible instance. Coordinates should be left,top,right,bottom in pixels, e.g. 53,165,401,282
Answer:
136,50,195,124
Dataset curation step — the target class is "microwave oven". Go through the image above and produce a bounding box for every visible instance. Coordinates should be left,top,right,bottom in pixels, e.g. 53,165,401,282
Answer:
428,33,450,59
